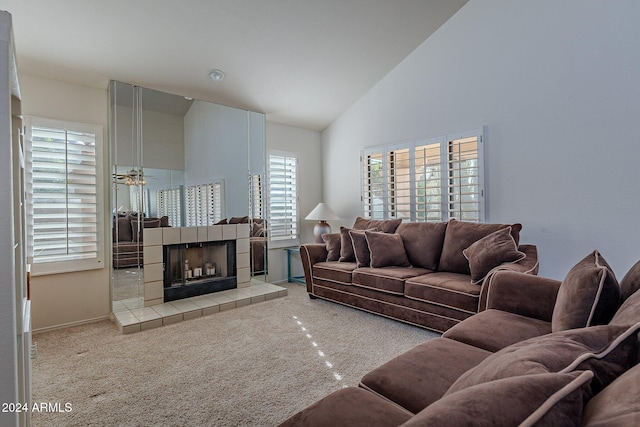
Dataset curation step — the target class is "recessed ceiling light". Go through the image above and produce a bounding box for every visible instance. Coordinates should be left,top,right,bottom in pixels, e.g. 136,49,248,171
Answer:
209,69,225,81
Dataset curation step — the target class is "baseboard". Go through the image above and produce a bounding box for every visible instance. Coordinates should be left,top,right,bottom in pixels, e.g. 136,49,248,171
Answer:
33,315,112,334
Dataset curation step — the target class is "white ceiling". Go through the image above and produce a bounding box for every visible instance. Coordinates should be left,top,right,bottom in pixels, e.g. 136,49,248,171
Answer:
0,0,468,131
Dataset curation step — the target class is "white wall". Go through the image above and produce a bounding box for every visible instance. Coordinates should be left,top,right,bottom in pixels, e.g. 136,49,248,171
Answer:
322,0,640,280
20,73,111,331
266,122,323,282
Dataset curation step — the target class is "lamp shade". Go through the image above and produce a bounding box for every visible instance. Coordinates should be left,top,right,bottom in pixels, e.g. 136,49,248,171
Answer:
305,203,340,221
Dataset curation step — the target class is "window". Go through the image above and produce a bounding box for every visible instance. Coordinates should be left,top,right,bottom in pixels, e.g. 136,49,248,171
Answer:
184,181,224,227
250,174,263,220
361,128,484,223
267,151,298,247
25,117,103,275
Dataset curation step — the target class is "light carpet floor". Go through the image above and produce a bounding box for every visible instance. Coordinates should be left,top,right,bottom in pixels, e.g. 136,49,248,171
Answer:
31,283,439,426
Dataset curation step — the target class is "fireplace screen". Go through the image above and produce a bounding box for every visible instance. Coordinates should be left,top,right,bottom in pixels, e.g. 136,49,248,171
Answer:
163,240,237,302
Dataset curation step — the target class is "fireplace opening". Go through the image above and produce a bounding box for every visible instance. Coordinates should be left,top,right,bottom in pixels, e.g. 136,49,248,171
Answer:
163,240,237,302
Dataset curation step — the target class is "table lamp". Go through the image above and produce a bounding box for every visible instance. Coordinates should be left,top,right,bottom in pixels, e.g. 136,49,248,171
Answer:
305,203,340,243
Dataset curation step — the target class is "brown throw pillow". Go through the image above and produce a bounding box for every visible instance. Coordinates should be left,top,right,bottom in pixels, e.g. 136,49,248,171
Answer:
349,229,376,268
446,323,640,400
552,250,621,332
395,221,447,271
214,218,228,225
462,227,526,284
322,233,341,262
229,216,249,224
338,227,356,262
365,231,410,268
619,259,640,302
438,219,522,275
404,371,592,427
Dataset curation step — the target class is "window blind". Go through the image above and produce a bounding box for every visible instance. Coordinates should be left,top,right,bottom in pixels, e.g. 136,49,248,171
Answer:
268,152,298,246
185,181,223,227
156,187,182,227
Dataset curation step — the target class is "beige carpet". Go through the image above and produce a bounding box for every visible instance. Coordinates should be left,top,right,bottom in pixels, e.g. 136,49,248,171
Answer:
31,283,439,426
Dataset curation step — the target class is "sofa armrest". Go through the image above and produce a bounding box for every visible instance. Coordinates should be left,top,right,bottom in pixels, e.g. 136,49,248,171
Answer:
300,243,328,293
481,270,561,322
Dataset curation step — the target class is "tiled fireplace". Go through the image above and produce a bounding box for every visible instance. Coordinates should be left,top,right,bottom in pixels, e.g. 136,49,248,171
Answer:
142,224,251,306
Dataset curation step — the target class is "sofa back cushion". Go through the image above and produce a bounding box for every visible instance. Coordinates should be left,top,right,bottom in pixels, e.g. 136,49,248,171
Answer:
114,217,133,242
552,250,620,332
396,222,447,270
352,216,402,234
131,218,161,242
438,219,522,275
610,287,640,327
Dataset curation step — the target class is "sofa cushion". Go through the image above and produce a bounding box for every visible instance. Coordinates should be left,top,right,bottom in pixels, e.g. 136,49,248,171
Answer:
365,231,410,268
619,259,640,302
443,309,553,352
395,221,447,271
353,267,430,295
277,387,412,427
229,216,249,224
115,217,133,242
321,233,341,261
360,337,492,414
438,219,522,275
552,250,621,332
350,229,373,268
610,288,640,327
404,272,481,314
313,261,357,285
402,371,592,427
446,323,640,399
462,226,525,284
581,362,640,427
352,216,402,234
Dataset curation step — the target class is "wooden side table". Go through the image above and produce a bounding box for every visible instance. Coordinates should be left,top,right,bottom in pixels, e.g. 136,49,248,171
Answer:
285,247,306,284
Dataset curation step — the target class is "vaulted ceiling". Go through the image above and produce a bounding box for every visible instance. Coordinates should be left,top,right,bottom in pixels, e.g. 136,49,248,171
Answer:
0,0,468,131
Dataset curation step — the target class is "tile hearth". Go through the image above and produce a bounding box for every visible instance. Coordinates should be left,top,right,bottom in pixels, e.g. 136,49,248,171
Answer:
112,282,287,334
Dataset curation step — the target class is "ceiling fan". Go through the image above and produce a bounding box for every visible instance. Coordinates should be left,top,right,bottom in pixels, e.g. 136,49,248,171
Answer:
113,168,148,186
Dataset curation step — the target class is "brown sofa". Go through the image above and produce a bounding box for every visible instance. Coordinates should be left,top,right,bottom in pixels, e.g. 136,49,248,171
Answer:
301,218,539,332
112,214,169,268
280,252,640,426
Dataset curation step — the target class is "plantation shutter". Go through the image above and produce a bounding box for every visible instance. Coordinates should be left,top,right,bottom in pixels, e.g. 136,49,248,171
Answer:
185,182,223,227
268,152,298,247
26,117,103,273
250,174,263,219
446,133,484,222
387,144,411,220
362,149,385,220
414,139,443,222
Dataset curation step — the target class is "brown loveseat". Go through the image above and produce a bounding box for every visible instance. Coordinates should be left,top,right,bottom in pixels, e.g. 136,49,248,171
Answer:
280,251,640,426
301,218,538,332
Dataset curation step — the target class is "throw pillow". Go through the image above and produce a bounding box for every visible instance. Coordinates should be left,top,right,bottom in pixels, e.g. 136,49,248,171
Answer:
338,227,356,262
349,229,374,268
402,371,592,427
446,323,640,399
365,231,410,268
619,259,640,302
462,226,526,284
214,218,228,225
322,233,341,262
551,250,621,332
229,216,249,224
352,216,402,234
438,219,523,275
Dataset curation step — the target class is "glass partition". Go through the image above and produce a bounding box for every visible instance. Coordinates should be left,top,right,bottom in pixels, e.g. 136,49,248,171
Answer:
109,81,266,311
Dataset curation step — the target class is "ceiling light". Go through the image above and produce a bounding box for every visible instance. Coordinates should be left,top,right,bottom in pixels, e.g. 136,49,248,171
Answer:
209,69,225,81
